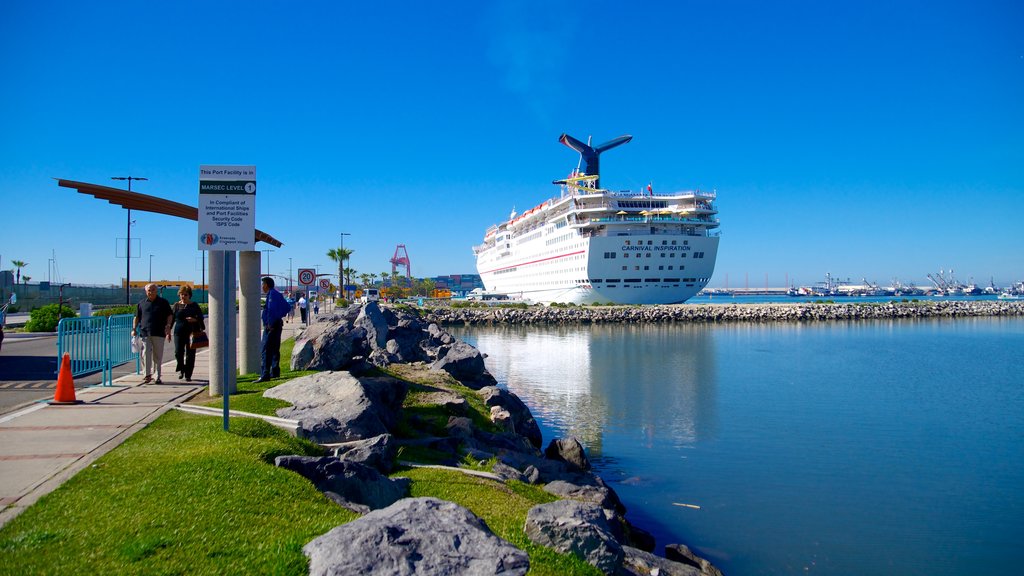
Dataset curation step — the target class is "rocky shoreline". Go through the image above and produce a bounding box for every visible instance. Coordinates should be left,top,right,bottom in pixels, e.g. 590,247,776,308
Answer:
423,300,1024,325
272,302,720,575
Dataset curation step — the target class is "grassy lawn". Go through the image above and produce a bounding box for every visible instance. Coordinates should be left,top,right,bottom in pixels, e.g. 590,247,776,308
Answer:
0,336,603,575
0,412,353,575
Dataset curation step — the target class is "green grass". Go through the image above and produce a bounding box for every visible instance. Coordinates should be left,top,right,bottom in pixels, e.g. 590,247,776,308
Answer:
0,336,605,574
400,466,602,576
0,411,353,575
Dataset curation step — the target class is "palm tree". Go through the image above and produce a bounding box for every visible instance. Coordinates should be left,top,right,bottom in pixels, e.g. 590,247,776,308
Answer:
368,272,378,286
22,275,31,284
11,260,26,285
359,273,371,287
326,247,354,293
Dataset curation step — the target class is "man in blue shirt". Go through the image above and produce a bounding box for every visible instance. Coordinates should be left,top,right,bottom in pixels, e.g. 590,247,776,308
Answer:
256,277,290,383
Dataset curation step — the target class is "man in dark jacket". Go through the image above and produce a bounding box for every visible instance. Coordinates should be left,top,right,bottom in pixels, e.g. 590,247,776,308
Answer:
132,283,173,383
256,276,290,383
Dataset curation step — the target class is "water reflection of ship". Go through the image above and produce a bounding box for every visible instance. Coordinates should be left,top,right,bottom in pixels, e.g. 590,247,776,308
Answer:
460,323,718,454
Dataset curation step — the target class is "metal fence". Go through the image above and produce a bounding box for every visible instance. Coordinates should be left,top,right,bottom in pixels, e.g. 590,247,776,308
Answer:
56,313,139,385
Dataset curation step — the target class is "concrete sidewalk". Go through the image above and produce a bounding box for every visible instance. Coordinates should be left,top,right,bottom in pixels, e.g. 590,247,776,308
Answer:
0,319,307,529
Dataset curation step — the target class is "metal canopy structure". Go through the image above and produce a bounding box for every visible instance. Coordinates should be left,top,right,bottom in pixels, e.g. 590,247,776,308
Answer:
56,178,283,247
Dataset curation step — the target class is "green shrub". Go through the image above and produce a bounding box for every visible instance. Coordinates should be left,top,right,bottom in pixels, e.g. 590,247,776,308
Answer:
94,305,136,317
24,304,77,332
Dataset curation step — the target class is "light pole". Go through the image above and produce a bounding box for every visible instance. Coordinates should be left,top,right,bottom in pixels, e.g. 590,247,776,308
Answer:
261,249,274,277
339,232,351,297
112,176,147,304
288,257,293,292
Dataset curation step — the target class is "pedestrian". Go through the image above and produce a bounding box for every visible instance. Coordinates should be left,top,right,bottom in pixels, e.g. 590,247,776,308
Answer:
171,285,205,382
298,292,308,324
255,276,290,383
285,291,296,322
132,283,173,384
313,297,319,315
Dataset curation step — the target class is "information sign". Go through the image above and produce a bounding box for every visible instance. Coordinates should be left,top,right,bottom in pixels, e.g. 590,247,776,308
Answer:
297,268,316,286
198,165,256,251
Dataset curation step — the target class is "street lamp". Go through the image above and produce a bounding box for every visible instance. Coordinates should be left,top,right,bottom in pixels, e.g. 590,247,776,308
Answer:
112,176,147,304
261,249,274,276
339,232,351,296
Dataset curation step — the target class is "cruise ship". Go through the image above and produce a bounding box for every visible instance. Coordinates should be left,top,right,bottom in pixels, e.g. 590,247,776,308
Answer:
473,134,720,305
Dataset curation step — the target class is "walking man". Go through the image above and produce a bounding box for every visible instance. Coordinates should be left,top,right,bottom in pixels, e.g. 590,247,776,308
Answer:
298,292,308,324
256,277,290,383
132,283,173,383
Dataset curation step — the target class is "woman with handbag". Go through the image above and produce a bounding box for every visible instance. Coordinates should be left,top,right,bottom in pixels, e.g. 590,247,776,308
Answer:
171,285,205,382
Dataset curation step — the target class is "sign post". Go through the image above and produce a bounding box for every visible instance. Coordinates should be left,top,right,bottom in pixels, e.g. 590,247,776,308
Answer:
199,165,256,431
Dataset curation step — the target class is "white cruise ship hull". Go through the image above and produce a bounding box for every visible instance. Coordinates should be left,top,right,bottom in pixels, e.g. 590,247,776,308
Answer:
478,234,719,305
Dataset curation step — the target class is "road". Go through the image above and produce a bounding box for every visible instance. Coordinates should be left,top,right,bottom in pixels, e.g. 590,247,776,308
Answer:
0,334,140,414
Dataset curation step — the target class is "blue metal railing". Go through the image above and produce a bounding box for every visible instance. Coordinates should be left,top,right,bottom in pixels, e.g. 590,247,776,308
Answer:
56,314,139,386
104,314,139,385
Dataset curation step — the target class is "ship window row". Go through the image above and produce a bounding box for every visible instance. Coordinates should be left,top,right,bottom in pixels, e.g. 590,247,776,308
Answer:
618,201,668,209
622,265,686,271
598,277,707,286
620,252,686,259
624,239,688,246
693,251,706,258
517,231,543,245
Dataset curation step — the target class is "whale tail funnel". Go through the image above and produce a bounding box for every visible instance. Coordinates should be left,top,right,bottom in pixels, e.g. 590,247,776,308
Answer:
558,133,632,187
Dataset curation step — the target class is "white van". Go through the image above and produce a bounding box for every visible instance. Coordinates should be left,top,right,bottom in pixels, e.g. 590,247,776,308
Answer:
360,288,380,304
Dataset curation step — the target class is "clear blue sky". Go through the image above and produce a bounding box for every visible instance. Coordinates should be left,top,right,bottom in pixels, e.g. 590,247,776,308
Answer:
2,0,1022,289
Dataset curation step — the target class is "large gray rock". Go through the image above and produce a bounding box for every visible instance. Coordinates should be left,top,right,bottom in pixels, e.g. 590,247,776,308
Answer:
264,371,408,443
479,386,543,449
291,320,368,372
621,545,713,576
431,340,498,389
525,499,624,574
274,456,409,510
332,433,396,473
543,479,625,515
304,497,530,576
545,436,591,472
356,301,390,350
665,544,723,576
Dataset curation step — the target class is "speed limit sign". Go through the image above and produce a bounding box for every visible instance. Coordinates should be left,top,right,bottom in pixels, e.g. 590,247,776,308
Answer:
298,268,315,286
319,278,331,290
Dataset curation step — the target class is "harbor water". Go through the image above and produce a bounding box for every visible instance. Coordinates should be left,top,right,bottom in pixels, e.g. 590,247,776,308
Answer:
453,316,1024,575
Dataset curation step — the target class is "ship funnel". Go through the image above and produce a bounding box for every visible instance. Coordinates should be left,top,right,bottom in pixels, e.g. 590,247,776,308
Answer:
558,133,632,187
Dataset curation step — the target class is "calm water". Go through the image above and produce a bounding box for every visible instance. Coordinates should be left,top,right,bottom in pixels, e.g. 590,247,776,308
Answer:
453,317,1024,576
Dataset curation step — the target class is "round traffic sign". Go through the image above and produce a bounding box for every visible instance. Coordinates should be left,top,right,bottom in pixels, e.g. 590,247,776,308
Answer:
319,278,331,290
298,269,315,285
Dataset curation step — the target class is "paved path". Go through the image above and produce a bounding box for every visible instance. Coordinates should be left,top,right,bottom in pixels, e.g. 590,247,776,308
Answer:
0,320,306,529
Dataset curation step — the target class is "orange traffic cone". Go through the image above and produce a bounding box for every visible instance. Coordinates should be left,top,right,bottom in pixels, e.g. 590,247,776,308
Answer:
50,352,82,405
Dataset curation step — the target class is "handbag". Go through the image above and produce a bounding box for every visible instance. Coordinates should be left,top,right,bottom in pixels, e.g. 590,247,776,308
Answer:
190,330,209,350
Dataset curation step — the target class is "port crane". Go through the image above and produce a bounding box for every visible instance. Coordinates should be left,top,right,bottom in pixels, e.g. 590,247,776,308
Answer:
389,245,411,286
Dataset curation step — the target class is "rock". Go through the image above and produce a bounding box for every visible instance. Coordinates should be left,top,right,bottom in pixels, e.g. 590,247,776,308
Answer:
304,497,529,576
543,479,625,514
445,416,475,439
665,543,723,576
274,456,409,510
621,545,712,576
490,406,513,431
525,499,624,574
264,371,408,443
355,301,390,350
431,340,498,389
332,433,396,473
290,315,368,372
479,386,543,449
545,436,591,472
